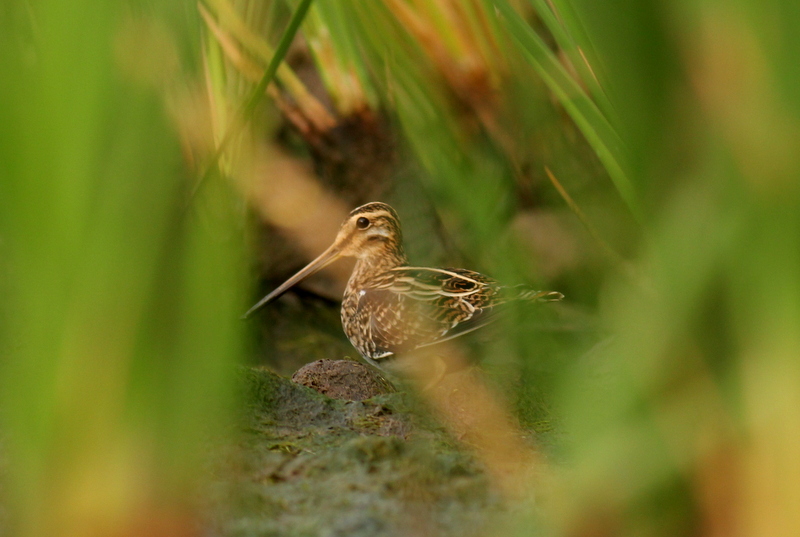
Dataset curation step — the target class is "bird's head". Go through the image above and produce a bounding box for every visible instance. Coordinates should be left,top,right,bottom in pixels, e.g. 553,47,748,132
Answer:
243,202,405,317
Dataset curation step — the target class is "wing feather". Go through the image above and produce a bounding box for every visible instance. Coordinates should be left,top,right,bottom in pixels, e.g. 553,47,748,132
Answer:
350,266,562,361
354,267,503,359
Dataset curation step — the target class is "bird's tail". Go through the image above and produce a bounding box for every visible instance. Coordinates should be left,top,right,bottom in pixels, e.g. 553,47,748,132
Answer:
513,287,564,302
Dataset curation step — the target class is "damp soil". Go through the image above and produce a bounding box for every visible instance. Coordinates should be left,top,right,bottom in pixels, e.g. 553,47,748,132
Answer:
204,364,506,537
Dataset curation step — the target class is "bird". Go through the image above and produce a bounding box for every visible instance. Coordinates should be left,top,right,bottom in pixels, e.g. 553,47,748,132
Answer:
244,202,563,372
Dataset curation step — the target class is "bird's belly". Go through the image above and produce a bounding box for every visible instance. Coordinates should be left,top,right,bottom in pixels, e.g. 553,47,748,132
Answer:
340,292,374,359
340,289,403,363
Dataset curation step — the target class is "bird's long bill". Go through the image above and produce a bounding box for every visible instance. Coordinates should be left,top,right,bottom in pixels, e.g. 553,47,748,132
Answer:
242,243,342,319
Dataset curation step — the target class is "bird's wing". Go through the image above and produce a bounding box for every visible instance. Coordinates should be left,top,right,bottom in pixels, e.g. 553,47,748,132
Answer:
356,267,506,358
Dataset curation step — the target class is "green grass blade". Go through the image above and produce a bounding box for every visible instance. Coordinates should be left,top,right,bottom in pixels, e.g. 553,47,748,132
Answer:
544,0,611,87
204,0,321,111
193,0,315,199
527,0,617,122
494,0,642,223
242,0,314,122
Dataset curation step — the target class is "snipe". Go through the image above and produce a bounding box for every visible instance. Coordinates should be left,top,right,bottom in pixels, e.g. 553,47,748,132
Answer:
244,202,563,371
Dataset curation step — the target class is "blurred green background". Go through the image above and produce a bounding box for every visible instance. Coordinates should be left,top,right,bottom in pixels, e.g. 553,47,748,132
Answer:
2,0,799,536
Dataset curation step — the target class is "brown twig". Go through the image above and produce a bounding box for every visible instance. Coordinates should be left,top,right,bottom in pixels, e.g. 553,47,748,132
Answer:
545,166,642,284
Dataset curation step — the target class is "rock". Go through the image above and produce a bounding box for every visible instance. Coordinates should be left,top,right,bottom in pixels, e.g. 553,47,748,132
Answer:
291,359,395,401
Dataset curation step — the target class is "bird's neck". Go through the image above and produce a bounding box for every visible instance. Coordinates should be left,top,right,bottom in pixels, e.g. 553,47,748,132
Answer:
348,246,407,288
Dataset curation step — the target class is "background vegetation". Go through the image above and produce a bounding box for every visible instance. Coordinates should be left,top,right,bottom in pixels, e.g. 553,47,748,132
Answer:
1,0,799,536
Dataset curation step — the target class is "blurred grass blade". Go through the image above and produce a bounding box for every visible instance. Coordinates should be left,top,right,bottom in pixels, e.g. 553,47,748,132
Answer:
202,0,334,127
194,0,316,198
304,1,375,114
494,0,642,223
544,168,625,267
527,0,617,122
0,2,245,536
542,0,612,94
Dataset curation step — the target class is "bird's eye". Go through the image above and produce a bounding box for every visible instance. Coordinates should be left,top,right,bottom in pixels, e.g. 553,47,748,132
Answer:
356,217,370,230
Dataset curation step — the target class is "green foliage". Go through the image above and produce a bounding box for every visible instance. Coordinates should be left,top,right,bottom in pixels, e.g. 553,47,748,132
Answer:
0,1,246,535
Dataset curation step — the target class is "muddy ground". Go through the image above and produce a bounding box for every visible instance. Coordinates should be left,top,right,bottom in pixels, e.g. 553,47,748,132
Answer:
203,365,517,537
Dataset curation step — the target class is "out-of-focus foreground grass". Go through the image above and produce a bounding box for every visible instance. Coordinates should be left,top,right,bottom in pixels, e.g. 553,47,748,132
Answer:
2,0,800,536
0,1,246,536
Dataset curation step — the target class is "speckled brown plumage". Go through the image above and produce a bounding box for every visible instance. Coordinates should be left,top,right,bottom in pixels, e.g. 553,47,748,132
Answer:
342,265,562,367
245,202,563,371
